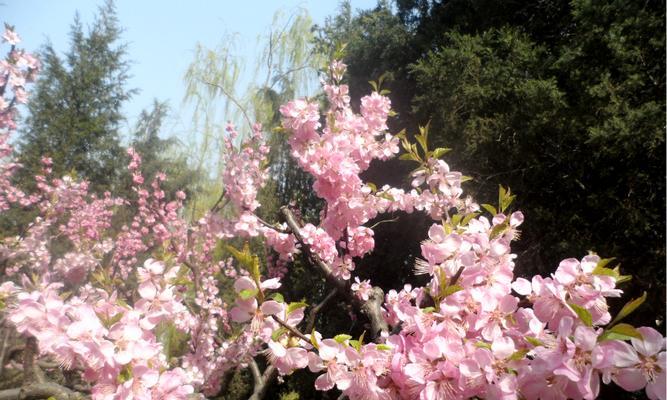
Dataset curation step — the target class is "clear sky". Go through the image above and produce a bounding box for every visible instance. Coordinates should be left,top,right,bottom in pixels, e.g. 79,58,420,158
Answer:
3,0,378,140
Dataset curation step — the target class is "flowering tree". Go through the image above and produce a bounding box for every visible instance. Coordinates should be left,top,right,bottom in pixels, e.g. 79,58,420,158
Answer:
0,26,665,400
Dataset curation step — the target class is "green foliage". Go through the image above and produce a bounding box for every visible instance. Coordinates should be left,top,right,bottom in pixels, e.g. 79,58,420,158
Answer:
17,0,136,194
322,1,664,343
129,100,202,201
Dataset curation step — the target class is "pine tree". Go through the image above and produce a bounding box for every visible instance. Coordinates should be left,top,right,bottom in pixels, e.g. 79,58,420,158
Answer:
17,0,135,194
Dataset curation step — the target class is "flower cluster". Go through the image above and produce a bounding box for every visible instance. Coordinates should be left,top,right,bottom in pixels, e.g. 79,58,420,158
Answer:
0,25,40,211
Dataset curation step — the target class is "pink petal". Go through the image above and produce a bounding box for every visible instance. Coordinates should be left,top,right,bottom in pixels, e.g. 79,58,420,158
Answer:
632,327,665,357
260,278,281,290
269,340,287,358
260,300,283,316
314,372,334,391
233,277,256,293
613,367,646,392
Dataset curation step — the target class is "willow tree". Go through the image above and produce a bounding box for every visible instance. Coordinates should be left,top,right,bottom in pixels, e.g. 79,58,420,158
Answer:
181,9,330,398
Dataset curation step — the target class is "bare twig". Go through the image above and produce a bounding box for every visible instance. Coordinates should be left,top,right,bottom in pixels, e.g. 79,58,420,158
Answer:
271,315,310,344
306,289,338,333
368,216,399,230
255,215,284,232
209,189,227,213
199,78,254,133
182,259,200,294
449,266,465,286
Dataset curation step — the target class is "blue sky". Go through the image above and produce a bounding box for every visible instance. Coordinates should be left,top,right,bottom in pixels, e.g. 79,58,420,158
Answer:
4,0,378,140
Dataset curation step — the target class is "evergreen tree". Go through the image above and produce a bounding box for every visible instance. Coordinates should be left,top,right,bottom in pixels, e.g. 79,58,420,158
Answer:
320,0,665,346
129,100,201,201
17,0,135,194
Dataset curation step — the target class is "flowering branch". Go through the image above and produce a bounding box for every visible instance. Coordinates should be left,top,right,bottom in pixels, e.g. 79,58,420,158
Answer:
280,206,389,338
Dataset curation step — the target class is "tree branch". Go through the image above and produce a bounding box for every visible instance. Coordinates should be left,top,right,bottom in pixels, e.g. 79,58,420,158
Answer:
209,189,227,213
22,338,44,385
249,359,262,385
199,78,254,133
280,206,388,338
306,289,338,333
247,361,277,400
0,327,9,377
271,315,309,344
0,382,86,400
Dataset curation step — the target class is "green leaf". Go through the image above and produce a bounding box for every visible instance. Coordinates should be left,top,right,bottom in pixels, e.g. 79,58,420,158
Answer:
349,339,361,351
399,153,416,161
498,185,516,213
431,147,451,159
334,334,352,344
568,302,593,327
498,185,506,209
489,222,508,239
615,274,632,284
286,301,308,315
475,341,492,349
226,244,254,270
415,134,428,154
377,192,396,202
117,365,132,384
595,257,616,270
366,182,377,193
592,267,618,279
239,288,258,300
97,311,124,329
481,204,497,215
508,349,529,361
269,293,285,303
598,323,644,342
421,306,436,313
525,336,544,347
461,212,480,226
272,327,288,341
460,175,473,183
376,344,393,351
310,328,319,350
250,254,261,284
441,284,463,298
609,292,647,327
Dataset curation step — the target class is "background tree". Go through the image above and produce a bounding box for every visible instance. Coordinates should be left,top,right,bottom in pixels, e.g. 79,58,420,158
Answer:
16,0,135,194
129,100,202,201
316,1,665,351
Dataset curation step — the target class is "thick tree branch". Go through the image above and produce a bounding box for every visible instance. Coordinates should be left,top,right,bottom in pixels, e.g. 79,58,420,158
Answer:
22,338,44,385
280,206,389,338
249,359,262,385
0,328,9,376
247,361,277,400
0,382,85,400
